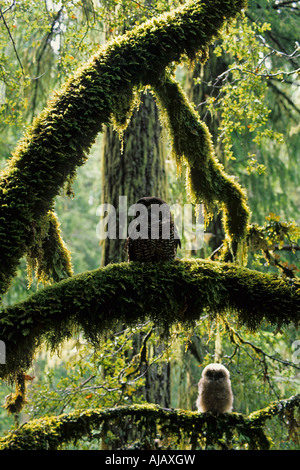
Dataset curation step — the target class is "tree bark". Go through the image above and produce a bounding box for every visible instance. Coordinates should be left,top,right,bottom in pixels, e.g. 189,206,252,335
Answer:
100,91,167,266
100,89,171,412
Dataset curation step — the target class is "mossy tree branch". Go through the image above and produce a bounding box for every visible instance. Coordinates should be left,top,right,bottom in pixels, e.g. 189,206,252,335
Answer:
153,73,250,260
248,394,300,427
0,259,299,381
0,395,298,450
0,0,247,298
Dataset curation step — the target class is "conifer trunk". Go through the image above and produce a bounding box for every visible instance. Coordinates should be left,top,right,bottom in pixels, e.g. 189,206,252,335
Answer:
100,91,167,266
100,89,171,417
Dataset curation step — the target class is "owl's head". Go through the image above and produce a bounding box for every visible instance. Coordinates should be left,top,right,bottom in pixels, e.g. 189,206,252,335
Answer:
201,363,230,382
135,196,171,224
136,196,168,208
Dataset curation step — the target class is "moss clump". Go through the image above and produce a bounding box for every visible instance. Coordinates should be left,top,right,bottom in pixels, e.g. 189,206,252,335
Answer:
2,373,27,415
26,210,73,287
0,259,298,382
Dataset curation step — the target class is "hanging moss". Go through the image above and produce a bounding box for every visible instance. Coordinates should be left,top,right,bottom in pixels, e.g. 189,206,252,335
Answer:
152,73,250,262
26,210,73,287
0,396,298,450
0,259,298,382
0,0,247,299
2,373,27,415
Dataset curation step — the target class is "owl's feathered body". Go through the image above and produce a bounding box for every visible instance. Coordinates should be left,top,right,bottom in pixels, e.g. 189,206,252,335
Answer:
196,363,233,414
125,196,181,262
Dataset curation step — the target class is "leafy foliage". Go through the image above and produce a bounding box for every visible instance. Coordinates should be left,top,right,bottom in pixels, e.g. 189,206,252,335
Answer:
211,17,285,161
247,212,300,277
194,4,300,224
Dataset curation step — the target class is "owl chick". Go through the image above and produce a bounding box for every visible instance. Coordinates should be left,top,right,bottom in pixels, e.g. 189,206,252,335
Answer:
196,363,233,414
125,196,181,262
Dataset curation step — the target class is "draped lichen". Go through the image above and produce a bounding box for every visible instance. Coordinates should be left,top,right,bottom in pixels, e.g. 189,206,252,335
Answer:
152,73,250,262
26,210,73,287
2,373,27,415
0,0,248,298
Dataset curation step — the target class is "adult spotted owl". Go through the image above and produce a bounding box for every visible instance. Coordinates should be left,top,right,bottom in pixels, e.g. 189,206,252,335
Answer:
196,363,233,414
125,196,181,262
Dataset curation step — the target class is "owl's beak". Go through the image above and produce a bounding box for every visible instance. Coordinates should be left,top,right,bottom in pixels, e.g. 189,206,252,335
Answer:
210,376,219,381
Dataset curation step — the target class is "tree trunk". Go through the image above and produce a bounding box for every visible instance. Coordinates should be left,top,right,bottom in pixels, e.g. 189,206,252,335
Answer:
100,89,171,421
100,91,168,266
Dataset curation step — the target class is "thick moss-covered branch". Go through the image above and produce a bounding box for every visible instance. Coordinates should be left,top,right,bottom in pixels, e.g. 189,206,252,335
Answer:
0,396,298,450
153,74,250,261
0,0,247,298
249,394,300,427
0,259,299,381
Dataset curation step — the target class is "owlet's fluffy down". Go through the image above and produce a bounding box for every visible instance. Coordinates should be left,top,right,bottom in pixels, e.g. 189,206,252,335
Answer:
196,363,233,414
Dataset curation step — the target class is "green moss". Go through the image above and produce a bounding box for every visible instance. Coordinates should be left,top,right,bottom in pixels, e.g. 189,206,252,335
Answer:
0,396,298,450
249,394,300,427
153,73,250,262
2,373,27,415
0,0,247,298
26,210,73,287
0,259,298,382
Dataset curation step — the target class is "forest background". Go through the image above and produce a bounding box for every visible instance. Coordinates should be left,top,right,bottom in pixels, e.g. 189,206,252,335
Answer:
0,0,299,450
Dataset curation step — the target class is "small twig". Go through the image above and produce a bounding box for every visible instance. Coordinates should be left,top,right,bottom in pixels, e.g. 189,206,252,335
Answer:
0,5,25,78
257,34,300,60
2,0,16,15
59,374,96,414
272,1,300,10
217,64,300,81
263,249,297,279
226,322,300,371
274,244,300,251
208,243,224,260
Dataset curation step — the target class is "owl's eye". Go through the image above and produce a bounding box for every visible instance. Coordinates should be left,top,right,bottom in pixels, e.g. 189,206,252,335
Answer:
215,371,225,379
206,370,213,378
